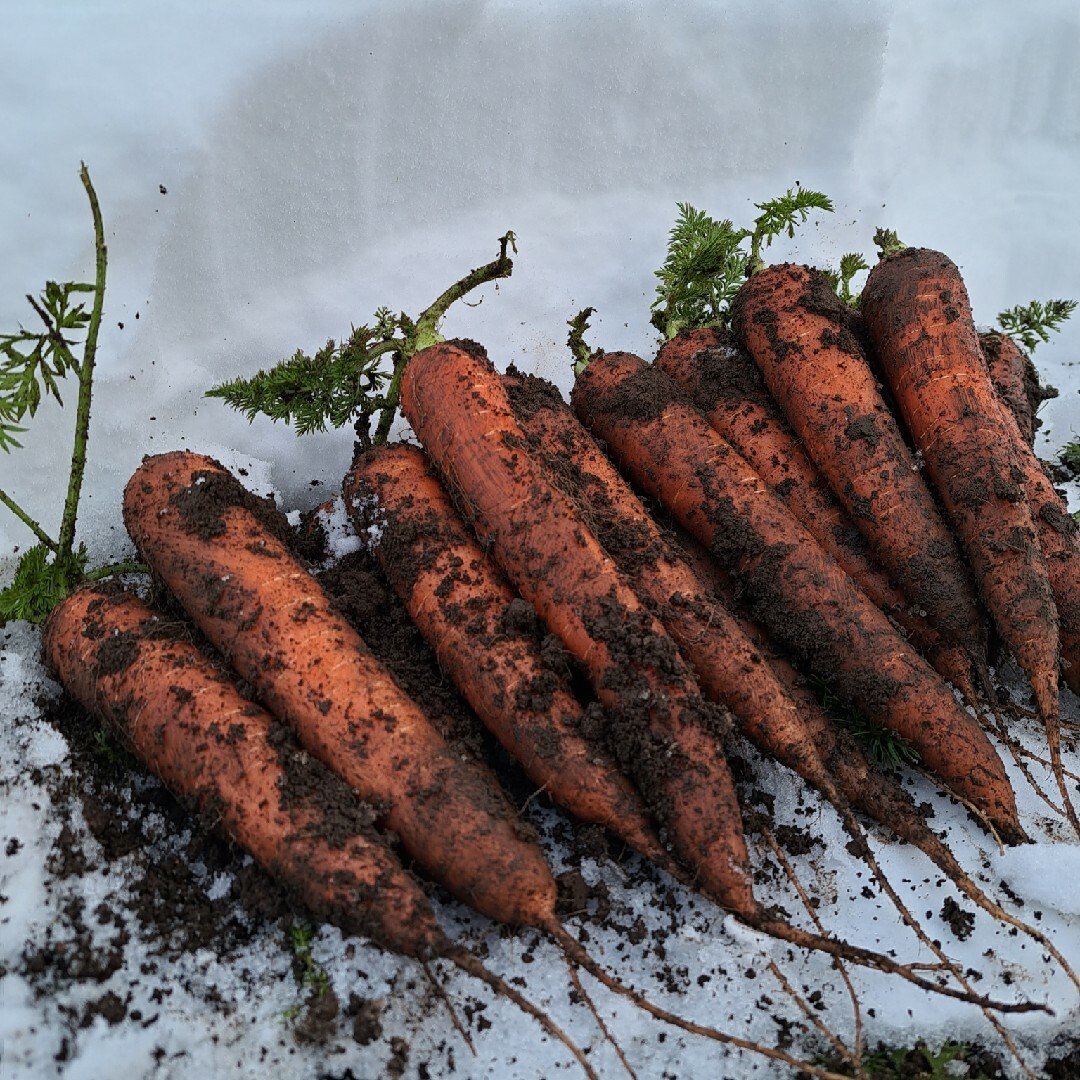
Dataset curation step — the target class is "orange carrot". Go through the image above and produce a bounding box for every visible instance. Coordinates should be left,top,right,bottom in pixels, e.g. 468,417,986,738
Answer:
399,341,757,917
981,330,1057,449
570,350,1024,845
341,440,672,868
978,333,1080,698
122,450,556,929
861,249,1060,724
655,325,979,701
731,264,990,688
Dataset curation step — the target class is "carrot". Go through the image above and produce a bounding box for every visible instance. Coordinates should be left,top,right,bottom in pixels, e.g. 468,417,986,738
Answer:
978,333,1080,695
731,264,990,689
401,342,1045,1018
42,582,445,957
398,341,756,917
569,349,1025,846
122,450,851,1074
39,583,614,1077
654,325,979,702
341,440,672,869
860,248,1061,725
981,330,1057,448
122,449,556,929
970,332,1080,833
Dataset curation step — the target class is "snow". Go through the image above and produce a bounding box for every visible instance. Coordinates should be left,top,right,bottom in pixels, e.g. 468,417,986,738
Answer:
3,2,1080,1077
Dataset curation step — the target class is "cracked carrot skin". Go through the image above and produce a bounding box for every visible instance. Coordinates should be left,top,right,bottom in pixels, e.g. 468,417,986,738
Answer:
122,451,557,928
861,249,1060,722
978,333,1080,699
400,341,758,917
571,351,1024,845
654,326,978,702
342,441,672,868
731,264,989,684
42,584,447,959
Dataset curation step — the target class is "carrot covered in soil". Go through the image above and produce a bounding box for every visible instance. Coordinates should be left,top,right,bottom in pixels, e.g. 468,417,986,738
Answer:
341,440,672,869
569,350,1024,846
978,331,1080,700
401,342,1042,1016
861,249,1060,723
731,264,990,692
981,329,1057,449
123,451,856,1073
654,326,978,701
43,583,445,957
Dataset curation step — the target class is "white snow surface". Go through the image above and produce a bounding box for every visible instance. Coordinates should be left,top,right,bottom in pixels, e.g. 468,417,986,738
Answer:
3,2,1080,1078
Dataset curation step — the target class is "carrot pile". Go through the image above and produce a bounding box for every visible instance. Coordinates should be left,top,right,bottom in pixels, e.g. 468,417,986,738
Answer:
38,236,1080,1077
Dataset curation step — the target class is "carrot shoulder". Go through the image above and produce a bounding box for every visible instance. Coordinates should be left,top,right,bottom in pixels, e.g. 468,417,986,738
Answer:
342,440,671,867
731,264,989,683
861,249,1060,722
399,341,758,917
654,326,978,700
570,351,1023,844
122,450,557,928
42,584,446,959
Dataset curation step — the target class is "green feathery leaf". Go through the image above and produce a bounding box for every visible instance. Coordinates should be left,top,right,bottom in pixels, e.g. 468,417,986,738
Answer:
0,543,88,624
997,298,1076,354
650,186,833,338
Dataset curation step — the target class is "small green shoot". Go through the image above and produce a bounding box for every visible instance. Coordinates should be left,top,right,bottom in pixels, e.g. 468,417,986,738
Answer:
810,675,920,770
0,164,145,624
1061,439,1080,474
288,921,330,1000
650,185,833,339
873,227,906,258
207,232,517,448
862,1040,987,1080
567,307,596,375
821,253,870,307
997,298,1077,354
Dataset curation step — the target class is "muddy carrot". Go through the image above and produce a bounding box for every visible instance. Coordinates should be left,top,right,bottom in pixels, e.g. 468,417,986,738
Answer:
655,325,978,701
981,330,1057,449
861,249,1060,725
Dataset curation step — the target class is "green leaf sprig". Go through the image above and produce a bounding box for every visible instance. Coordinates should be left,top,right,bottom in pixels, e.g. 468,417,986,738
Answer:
997,298,1076,354
207,232,517,448
650,185,833,339
0,164,144,624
